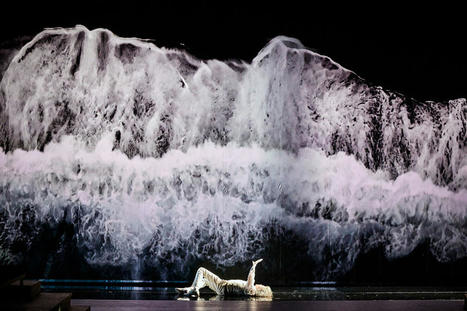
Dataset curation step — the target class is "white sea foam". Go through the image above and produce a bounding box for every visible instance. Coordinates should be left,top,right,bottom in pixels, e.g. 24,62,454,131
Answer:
0,135,465,276
1,26,464,188
0,26,466,277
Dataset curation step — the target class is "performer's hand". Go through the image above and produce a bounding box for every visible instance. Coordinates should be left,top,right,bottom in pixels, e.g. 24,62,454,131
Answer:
253,258,263,266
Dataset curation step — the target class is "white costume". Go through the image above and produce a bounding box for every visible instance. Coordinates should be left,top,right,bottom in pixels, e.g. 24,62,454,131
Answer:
176,259,272,297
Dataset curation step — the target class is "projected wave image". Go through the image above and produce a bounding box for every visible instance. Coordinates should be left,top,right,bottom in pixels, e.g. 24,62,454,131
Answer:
0,26,466,282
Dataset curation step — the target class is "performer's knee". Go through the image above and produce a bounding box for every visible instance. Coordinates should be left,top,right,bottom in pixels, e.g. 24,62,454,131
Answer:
197,267,206,273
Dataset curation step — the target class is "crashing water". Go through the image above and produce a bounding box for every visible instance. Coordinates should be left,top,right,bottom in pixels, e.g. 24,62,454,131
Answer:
0,25,466,280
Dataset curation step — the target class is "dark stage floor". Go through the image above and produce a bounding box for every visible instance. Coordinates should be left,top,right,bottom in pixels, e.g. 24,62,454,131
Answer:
72,299,465,311
42,282,467,310
42,283,467,301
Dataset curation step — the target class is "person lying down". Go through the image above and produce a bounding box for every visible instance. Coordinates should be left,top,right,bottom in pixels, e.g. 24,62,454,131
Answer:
176,259,273,297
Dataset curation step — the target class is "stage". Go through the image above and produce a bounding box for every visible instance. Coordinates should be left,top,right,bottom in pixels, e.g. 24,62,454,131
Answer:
71,299,465,311
66,285,467,311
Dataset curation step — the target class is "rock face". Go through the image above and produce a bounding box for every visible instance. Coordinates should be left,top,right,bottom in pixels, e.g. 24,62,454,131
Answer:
0,26,466,280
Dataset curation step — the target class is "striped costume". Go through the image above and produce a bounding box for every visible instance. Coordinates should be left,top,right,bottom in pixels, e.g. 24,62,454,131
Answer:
176,259,272,297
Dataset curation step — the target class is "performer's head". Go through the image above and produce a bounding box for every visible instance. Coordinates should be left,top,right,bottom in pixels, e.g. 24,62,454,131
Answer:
255,284,273,297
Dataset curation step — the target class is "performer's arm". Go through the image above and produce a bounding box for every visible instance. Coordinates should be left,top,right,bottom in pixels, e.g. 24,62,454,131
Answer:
246,258,263,292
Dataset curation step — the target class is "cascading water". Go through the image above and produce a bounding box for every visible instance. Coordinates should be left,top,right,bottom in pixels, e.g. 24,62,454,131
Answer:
0,25,466,281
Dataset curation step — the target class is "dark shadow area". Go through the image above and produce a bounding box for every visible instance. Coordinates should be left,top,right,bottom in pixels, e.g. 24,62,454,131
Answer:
342,243,467,286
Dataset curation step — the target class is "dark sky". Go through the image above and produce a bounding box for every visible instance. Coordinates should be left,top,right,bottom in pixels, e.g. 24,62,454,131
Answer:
1,1,465,102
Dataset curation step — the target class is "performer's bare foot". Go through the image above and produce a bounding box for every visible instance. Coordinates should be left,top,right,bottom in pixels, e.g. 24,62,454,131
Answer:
175,286,199,296
252,258,263,266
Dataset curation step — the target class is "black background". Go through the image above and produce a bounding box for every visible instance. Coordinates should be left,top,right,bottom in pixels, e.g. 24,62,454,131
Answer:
0,1,465,101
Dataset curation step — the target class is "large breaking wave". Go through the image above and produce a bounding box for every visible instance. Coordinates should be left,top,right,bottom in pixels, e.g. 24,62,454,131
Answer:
0,25,466,280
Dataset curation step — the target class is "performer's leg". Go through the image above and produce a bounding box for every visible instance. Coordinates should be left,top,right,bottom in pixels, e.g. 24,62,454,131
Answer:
195,267,224,294
176,267,224,296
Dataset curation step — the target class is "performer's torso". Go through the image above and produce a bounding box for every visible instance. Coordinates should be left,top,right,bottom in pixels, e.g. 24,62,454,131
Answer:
219,279,248,296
